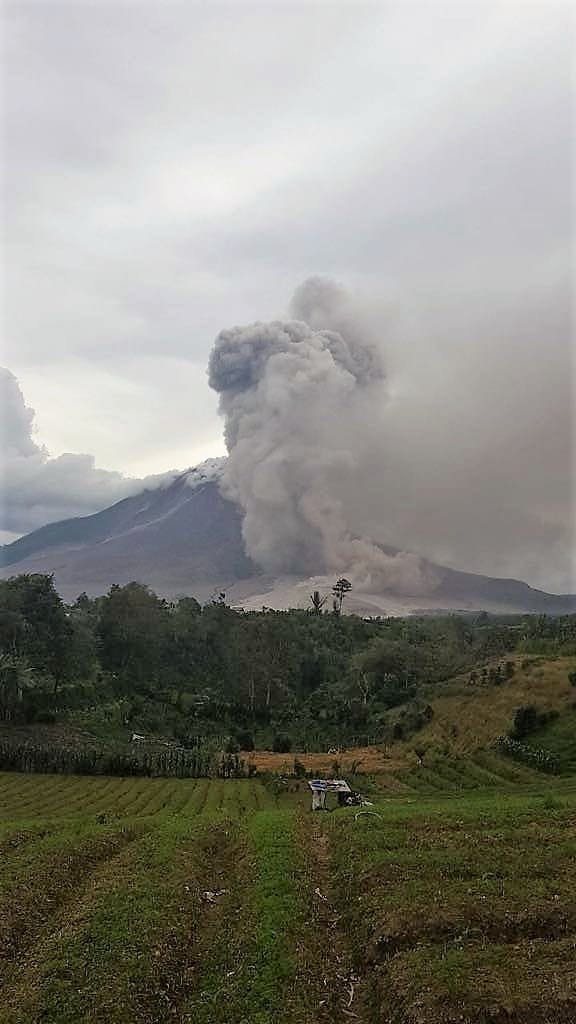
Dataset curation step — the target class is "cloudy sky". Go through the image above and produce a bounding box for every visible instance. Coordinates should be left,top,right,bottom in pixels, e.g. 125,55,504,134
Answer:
1,1,574,591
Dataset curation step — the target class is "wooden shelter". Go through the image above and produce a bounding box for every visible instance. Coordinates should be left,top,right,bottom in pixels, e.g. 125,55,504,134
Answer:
308,778,352,810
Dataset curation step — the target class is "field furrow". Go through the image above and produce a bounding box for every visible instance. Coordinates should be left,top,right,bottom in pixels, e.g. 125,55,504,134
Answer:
0,772,575,1022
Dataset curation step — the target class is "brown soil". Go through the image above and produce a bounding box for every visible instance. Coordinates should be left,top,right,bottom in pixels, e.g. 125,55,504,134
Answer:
244,746,408,774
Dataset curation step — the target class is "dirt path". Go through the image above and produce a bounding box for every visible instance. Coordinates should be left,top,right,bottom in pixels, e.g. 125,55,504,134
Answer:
163,821,252,1023
298,814,368,1024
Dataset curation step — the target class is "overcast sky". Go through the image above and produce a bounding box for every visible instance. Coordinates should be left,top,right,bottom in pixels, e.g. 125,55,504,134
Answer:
1,1,574,591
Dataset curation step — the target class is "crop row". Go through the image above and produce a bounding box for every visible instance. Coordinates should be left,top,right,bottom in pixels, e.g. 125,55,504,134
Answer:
0,802,321,1024
389,749,556,795
0,773,275,822
327,788,576,1022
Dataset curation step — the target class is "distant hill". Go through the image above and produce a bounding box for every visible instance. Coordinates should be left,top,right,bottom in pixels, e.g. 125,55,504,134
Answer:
2,458,575,614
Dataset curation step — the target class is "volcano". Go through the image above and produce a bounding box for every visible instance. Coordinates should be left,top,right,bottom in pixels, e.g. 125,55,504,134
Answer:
1,459,574,615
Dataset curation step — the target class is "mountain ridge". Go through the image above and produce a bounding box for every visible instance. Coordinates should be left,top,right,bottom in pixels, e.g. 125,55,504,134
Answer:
2,459,574,614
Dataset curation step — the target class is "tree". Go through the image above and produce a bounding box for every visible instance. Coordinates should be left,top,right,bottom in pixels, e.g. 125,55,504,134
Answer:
0,574,73,693
97,583,170,687
310,590,328,615
236,730,255,751
0,654,33,721
332,578,352,615
272,733,292,753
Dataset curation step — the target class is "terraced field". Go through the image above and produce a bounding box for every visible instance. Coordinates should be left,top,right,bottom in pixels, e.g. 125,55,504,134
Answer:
1,771,576,1023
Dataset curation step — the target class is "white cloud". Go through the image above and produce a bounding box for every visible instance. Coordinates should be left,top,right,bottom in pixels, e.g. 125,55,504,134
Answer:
1,1,573,589
0,368,177,536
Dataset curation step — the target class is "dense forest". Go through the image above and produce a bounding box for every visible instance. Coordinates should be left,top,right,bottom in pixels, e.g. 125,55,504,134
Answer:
1,574,575,756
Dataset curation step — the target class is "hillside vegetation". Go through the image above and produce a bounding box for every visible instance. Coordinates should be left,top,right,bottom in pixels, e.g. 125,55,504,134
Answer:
397,654,576,754
0,573,575,772
2,574,576,1021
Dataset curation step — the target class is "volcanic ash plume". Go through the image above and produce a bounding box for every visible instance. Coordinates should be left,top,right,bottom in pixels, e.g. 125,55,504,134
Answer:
208,278,437,595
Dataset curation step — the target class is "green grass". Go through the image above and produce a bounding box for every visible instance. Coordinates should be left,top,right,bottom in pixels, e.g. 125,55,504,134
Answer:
1,772,576,1022
390,748,565,795
327,787,576,1022
0,773,276,822
523,705,576,772
183,810,311,1024
0,775,312,1024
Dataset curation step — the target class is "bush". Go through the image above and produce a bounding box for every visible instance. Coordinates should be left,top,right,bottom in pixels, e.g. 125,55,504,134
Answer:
495,735,559,774
569,671,576,688
509,704,558,740
510,705,540,739
272,733,292,753
236,730,255,751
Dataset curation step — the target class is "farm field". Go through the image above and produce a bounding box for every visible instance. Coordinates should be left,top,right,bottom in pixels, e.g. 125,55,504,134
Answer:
0,771,576,1023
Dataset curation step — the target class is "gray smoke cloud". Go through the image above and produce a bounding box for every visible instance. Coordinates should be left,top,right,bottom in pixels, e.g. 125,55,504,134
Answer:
0,368,174,540
208,278,438,595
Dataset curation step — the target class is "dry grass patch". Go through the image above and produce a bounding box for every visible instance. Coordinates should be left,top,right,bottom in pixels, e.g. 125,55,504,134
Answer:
397,656,576,756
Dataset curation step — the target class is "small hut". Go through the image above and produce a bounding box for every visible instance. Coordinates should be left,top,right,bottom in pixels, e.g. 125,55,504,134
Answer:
308,778,353,811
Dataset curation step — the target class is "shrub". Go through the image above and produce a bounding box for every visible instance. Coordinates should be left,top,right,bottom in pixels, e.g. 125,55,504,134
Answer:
510,705,540,739
509,704,558,740
236,730,255,751
495,736,559,774
272,733,292,753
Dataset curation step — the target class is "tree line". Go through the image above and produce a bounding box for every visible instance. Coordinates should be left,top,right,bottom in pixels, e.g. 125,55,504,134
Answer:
0,573,572,752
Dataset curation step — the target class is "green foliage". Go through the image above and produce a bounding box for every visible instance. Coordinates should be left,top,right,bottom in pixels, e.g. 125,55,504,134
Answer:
1,775,576,1024
495,735,559,774
0,574,76,692
1,574,574,759
509,704,558,740
272,733,292,753
518,614,576,655
332,577,352,614
235,729,255,750
0,739,219,777
243,811,305,1021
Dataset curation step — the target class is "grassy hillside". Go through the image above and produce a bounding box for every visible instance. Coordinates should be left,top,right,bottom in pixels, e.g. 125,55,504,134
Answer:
522,705,576,773
242,657,576,784
396,654,576,755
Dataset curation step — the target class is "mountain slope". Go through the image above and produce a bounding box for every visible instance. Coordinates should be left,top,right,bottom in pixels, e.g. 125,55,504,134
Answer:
0,460,256,600
2,459,575,613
